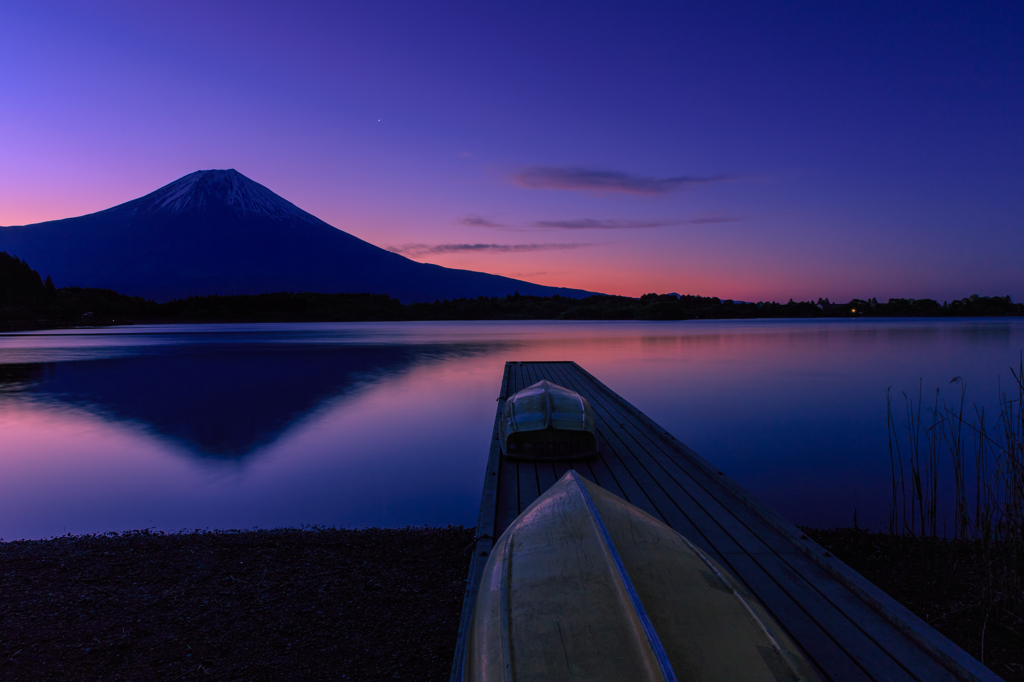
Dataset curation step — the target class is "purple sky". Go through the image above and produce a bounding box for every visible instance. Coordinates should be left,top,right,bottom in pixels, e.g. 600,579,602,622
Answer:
2,1,1022,301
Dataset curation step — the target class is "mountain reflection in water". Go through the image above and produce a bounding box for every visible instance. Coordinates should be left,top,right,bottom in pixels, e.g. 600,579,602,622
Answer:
4,343,493,461
2,319,1023,541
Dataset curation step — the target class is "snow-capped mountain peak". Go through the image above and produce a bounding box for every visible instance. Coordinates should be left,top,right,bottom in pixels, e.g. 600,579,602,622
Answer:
128,169,312,222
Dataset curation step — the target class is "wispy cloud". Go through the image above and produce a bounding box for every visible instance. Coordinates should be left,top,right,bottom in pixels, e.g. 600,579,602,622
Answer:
511,166,722,195
460,214,507,228
686,212,741,224
534,214,740,229
387,243,592,257
534,218,679,230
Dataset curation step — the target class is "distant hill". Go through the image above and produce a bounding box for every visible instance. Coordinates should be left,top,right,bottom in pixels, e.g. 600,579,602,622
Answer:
0,169,596,303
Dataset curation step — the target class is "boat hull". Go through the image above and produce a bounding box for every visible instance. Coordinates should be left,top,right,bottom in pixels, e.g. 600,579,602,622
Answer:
465,471,820,682
499,380,598,461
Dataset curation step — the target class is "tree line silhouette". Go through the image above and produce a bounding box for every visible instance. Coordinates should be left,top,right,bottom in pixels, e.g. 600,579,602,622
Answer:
2,251,1021,329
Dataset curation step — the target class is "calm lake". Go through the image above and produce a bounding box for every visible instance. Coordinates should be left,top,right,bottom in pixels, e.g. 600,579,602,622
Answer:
2,319,1022,541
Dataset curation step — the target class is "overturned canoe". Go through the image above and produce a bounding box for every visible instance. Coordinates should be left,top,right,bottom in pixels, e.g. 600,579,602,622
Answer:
499,380,598,460
466,470,821,682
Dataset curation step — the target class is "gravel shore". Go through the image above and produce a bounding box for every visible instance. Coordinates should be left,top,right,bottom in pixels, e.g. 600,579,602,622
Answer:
1,527,473,681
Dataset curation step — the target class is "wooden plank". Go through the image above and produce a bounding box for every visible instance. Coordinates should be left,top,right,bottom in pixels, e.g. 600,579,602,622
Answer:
582,454,626,498
551,459,572,481
534,461,558,494
563,362,997,682
572,460,597,484
724,554,873,682
570,443,628,499
518,359,534,384
508,361,522,393
521,360,540,385
517,460,541,512
522,360,538,378
585,437,667,521
572,461,619,498
494,456,519,536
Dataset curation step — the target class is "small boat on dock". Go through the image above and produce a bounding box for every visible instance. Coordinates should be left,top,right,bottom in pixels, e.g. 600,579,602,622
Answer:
453,362,994,682
465,470,820,682
499,380,598,460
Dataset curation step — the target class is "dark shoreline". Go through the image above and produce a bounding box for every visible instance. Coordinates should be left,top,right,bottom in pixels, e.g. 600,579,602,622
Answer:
2,526,1020,681
1,527,474,681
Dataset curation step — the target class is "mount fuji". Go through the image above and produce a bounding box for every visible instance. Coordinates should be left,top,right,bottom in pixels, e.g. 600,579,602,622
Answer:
0,169,595,302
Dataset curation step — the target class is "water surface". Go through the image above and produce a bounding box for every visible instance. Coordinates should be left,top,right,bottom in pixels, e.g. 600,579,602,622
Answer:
2,319,1021,540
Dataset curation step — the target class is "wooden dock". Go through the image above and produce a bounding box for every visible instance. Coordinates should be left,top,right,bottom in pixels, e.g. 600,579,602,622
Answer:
450,361,1000,682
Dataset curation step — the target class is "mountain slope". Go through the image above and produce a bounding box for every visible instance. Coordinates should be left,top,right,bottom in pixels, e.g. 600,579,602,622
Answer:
0,170,596,302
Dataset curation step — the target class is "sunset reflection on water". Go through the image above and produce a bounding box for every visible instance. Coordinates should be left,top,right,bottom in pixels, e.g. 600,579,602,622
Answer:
1,319,1022,540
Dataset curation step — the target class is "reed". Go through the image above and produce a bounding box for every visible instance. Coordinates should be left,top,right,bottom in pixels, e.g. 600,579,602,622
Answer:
886,354,1024,612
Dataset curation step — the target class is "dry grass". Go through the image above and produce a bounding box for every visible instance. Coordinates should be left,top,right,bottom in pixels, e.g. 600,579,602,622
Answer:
887,356,1024,610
